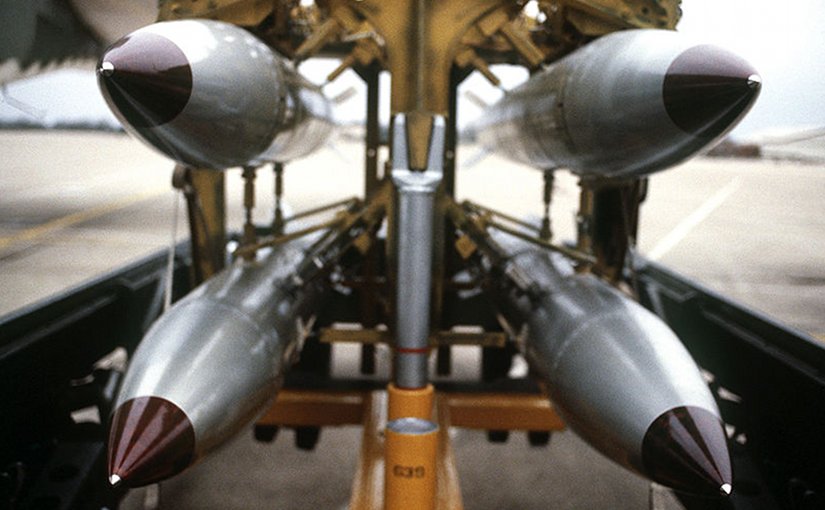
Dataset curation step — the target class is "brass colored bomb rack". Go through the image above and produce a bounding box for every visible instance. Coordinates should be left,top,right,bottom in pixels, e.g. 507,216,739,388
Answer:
156,2,679,509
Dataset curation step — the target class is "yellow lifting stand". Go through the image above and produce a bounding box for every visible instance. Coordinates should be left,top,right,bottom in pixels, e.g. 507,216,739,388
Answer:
385,384,437,510
255,385,565,509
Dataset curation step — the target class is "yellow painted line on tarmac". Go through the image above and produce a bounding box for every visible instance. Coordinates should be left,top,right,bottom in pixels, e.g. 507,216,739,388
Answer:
0,188,169,251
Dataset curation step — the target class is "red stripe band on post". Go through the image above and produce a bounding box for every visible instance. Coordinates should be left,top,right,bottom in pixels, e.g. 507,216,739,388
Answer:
395,347,430,355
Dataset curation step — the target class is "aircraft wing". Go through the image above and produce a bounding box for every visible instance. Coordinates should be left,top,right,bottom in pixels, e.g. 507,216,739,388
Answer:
0,0,156,84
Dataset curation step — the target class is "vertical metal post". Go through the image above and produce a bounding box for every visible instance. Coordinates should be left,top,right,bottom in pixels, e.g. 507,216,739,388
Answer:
435,67,462,377
365,64,381,198
272,162,285,235
576,180,595,274
590,179,645,282
361,64,382,373
391,114,444,389
174,166,226,285
540,169,555,241
443,66,459,198
241,166,257,261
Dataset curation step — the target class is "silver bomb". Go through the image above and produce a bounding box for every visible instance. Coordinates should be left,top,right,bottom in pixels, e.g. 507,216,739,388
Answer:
97,19,333,169
107,238,326,487
496,237,732,497
475,29,761,178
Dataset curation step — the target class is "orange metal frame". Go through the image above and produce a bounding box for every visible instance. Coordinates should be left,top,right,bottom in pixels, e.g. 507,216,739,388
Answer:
255,386,565,509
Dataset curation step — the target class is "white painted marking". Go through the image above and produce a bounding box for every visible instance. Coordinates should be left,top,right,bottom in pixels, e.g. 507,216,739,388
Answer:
647,177,742,261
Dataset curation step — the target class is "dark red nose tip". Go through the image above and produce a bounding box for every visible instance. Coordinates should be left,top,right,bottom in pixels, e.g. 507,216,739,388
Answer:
97,32,192,128
108,396,196,487
642,406,733,497
663,44,761,139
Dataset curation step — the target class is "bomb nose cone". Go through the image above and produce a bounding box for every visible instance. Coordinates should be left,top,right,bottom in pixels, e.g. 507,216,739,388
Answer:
108,396,196,487
642,406,733,497
97,32,192,128
663,44,761,139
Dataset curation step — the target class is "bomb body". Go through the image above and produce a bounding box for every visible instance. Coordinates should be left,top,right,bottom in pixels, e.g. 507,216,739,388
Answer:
476,29,761,178
97,19,333,169
495,237,731,496
107,239,326,487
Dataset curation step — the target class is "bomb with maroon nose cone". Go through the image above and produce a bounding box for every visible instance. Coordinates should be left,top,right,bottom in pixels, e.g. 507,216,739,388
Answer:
493,236,733,498
97,19,334,170
106,237,328,487
475,29,761,178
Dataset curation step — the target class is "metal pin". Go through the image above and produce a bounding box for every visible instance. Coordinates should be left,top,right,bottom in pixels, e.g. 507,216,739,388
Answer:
98,61,115,77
